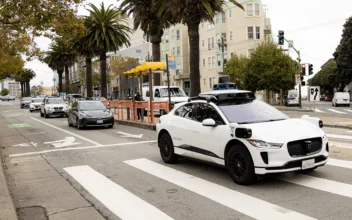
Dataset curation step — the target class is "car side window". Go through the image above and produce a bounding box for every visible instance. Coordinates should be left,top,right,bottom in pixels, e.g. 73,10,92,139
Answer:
175,103,195,120
195,103,225,125
45,99,49,104
155,89,160,98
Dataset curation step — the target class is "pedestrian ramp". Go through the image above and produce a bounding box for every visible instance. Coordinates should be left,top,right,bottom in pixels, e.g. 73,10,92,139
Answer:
64,157,352,220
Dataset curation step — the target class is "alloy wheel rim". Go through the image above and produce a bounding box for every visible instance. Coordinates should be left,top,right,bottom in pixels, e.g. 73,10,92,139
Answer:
230,152,247,179
160,138,171,157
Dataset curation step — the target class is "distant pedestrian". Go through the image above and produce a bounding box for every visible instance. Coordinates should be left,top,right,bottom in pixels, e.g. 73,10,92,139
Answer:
135,91,142,120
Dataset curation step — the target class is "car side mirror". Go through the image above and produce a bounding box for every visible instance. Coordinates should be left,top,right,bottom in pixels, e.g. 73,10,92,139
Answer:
202,119,217,127
235,128,252,139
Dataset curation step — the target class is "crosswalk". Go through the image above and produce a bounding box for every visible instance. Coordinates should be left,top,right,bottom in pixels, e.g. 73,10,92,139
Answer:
64,156,352,220
312,108,351,114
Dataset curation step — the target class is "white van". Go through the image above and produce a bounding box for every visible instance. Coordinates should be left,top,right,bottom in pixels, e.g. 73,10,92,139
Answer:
142,86,189,113
332,92,350,107
285,90,299,106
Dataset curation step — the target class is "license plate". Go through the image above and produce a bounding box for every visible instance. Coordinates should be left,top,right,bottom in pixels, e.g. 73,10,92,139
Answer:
302,159,315,170
97,120,103,124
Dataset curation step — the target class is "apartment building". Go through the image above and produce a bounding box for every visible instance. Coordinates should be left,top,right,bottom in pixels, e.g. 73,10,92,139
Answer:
0,78,21,97
199,0,271,92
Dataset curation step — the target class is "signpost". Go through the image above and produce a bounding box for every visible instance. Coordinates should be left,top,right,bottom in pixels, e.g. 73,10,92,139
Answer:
309,86,320,115
168,56,176,69
288,40,294,48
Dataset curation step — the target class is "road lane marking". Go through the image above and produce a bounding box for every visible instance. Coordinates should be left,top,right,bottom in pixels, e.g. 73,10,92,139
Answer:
278,174,352,199
9,140,157,157
125,158,316,220
30,117,101,146
328,158,352,170
5,113,23,117
314,108,324,113
44,137,82,148
344,109,352,113
64,165,173,220
327,109,347,114
23,132,46,136
327,134,352,140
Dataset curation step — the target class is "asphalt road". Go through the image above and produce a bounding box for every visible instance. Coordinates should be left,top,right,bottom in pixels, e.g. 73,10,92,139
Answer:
1,100,352,220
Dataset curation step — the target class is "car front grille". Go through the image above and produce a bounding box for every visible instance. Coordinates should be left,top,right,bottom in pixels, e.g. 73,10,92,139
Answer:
54,107,63,110
287,137,322,157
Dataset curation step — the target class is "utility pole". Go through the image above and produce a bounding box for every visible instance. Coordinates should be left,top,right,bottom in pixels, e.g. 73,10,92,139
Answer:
218,35,227,74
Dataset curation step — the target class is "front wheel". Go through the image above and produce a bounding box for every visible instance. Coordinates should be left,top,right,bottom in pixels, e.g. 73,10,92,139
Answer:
76,118,82,130
158,132,178,163
226,145,256,185
108,125,114,128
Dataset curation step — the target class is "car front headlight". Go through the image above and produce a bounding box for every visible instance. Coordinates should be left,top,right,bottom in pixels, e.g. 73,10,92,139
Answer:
248,140,283,149
323,134,328,141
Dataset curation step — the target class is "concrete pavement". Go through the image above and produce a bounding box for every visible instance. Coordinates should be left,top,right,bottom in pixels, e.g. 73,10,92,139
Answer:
1,100,352,219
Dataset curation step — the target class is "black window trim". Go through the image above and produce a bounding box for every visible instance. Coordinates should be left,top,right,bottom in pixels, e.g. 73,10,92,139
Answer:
174,103,197,121
194,102,226,125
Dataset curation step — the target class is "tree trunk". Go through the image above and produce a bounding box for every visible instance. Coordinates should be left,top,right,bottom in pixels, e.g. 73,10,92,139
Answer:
65,65,70,94
58,70,63,93
26,81,30,96
187,19,201,97
21,82,24,97
152,42,161,86
86,57,93,98
100,51,107,98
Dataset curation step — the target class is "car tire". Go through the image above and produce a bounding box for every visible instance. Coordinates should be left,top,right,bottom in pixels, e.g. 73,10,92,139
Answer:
76,118,82,130
29,110,32,112
348,104,351,107
68,118,73,127
40,110,44,117
44,111,48,118
158,132,178,164
226,145,256,185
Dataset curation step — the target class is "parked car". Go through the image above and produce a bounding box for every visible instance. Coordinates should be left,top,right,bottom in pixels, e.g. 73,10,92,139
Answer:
20,97,32,108
284,90,299,106
2,95,15,101
325,96,332,102
67,100,114,129
332,92,350,107
40,96,68,118
29,98,44,112
156,90,328,185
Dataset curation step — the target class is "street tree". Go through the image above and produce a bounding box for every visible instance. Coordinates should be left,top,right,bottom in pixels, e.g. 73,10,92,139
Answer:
84,3,132,98
0,88,9,96
14,68,36,97
155,0,244,96
244,41,297,94
308,60,336,95
225,55,249,89
333,17,352,91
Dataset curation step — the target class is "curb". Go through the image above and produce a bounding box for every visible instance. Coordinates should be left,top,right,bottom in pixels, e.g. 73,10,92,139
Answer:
115,119,156,131
324,123,352,130
0,151,18,220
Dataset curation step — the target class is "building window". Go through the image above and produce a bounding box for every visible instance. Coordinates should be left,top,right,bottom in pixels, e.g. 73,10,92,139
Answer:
177,47,180,56
209,78,212,89
204,78,206,85
216,14,219,24
247,26,254,39
211,37,215,49
208,38,211,50
203,59,205,67
247,3,260,16
176,30,180,40
222,12,226,23
256,26,260,39
202,40,204,47
208,57,211,69
229,9,232,18
230,31,233,40
217,55,221,67
212,56,215,69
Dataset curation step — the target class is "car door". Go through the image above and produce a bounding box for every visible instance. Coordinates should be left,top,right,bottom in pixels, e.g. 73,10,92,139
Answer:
167,103,197,158
70,101,79,124
191,103,230,164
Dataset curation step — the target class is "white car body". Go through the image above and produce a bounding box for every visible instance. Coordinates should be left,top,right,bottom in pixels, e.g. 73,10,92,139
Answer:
286,90,299,106
29,98,44,112
156,90,328,184
332,92,350,107
40,97,68,117
142,86,188,105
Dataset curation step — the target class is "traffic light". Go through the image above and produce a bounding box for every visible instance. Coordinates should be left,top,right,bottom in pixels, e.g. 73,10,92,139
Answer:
309,64,313,75
278,30,284,45
301,64,306,75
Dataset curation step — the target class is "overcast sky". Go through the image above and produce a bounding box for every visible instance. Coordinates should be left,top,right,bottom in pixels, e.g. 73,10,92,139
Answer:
25,0,352,86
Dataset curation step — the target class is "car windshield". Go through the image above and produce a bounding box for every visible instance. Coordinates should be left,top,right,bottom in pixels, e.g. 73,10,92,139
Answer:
288,93,298,99
79,102,106,111
22,97,32,101
32,98,43,103
95,97,106,101
160,88,186,97
47,98,64,104
218,100,289,124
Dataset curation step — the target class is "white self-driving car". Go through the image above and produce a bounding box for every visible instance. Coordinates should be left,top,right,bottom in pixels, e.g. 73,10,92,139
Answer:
40,96,68,118
156,90,329,185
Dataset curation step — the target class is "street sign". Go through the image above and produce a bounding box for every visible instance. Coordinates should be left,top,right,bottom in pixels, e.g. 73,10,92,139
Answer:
309,86,320,102
168,56,176,69
295,74,301,83
288,40,294,48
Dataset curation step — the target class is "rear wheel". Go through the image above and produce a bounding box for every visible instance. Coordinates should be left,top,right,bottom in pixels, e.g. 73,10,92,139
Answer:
158,132,178,163
226,145,256,185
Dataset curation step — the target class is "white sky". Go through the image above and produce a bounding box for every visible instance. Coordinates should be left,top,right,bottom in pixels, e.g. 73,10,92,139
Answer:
25,0,352,86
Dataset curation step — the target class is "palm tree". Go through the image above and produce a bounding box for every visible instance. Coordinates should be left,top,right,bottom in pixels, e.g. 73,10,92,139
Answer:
44,38,76,94
14,69,36,97
84,3,132,98
72,34,97,98
156,0,243,96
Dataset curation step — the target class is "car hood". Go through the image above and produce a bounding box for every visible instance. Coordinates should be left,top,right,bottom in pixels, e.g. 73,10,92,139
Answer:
46,104,66,108
21,101,31,103
82,110,111,118
31,102,42,105
232,119,324,143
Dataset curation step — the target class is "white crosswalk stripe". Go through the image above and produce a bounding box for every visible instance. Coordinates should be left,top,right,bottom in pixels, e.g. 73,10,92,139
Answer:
64,165,173,220
327,134,352,140
327,109,347,114
314,108,325,113
328,158,352,170
343,109,352,113
125,158,316,220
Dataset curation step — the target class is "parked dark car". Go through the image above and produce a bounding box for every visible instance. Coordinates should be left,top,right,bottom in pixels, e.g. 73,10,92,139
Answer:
67,101,114,129
325,96,332,101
